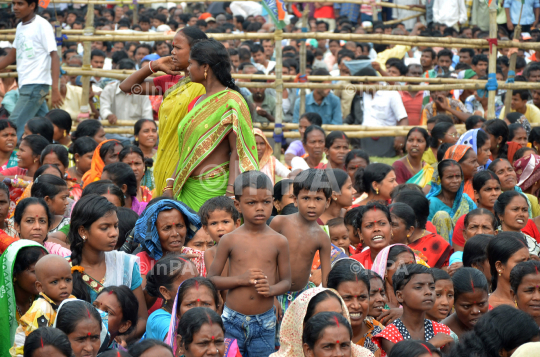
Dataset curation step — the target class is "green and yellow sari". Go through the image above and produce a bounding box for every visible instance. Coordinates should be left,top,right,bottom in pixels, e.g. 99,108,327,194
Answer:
153,77,206,195
173,89,259,212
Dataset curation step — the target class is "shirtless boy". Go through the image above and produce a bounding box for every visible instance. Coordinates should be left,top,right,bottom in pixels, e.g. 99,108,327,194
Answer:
208,171,291,357
270,168,332,312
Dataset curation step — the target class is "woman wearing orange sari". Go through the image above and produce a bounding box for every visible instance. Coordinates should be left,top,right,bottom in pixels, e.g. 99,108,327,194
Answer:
82,139,122,188
443,144,479,199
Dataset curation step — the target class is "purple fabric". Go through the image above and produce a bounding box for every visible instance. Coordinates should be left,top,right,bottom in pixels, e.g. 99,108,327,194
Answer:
285,140,305,157
131,197,148,216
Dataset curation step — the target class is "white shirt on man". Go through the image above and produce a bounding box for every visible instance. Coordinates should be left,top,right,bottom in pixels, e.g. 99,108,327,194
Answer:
14,15,57,87
100,81,153,121
362,90,408,127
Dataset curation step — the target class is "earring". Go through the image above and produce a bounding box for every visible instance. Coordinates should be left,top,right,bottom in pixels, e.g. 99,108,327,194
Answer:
499,270,502,276
82,236,86,241
406,234,410,238
497,144,500,148
333,197,337,201
375,188,379,195
204,69,207,79
64,130,67,137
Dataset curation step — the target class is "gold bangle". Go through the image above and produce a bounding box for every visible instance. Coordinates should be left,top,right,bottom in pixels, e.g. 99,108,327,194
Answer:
163,186,173,193
226,190,234,194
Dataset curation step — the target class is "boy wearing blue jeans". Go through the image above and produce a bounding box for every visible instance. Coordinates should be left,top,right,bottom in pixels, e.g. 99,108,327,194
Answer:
0,0,63,139
208,171,291,357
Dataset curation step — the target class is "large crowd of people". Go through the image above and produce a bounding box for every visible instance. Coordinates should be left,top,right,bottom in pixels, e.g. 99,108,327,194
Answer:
1,0,540,356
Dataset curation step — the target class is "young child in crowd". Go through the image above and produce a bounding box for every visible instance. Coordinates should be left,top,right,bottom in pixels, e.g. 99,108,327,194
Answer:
208,171,291,357
426,269,454,322
327,217,353,256
269,169,332,311
373,264,454,356
442,267,489,339
344,206,362,254
10,254,75,355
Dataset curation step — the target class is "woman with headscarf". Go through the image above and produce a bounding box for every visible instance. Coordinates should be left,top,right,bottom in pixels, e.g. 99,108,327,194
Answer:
442,144,479,199
134,199,205,297
253,128,291,185
270,287,374,357
81,139,122,188
514,154,540,199
0,240,47,353
456,128,493,171
427,159,477,242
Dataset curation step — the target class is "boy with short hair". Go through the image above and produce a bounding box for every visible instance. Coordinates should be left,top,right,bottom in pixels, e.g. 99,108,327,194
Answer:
208,171,291,357
269,169,332,312
499,89,540,123
10,255,76,355
0,0,62,139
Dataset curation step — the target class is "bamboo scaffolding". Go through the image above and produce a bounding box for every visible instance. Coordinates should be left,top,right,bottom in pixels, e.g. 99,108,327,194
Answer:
0,0,426,12
487,2,498,118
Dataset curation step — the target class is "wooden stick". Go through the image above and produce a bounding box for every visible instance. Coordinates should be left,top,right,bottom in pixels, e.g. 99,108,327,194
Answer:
79,5,94,117
299,6,309,115
487,4,498,118
274,30,284,158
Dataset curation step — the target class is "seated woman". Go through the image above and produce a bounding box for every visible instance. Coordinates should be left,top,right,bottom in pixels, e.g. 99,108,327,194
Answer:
353,163,398,207
484,118,522,163
350,202,393,270
422,121,459,166
68,194,147,338
508,123,529,148
46,109,73,147
67,137,97,202
456,128,492,170
164,278,242,357
442,145,479,199
13,197,70,256
174,307,234,357
119,145,153,204
0,135,49,215
463,234,494,285
0,119,18,171
0,241,47,352
393,128,433,187
23,117,54,143
101,162,147,215
450,305,539,357
291,125,327,171
488,157,540,219
487,232,531,308
303,312,356,357
328,259,385,356
23,327,72,357
133,198,204,287
133,119,157,190
254,128,291,185
271,287,373,357
494,190,540,254
427,159,476,242
452,171,501,251
30,174,70,239
82,180,125,208
510,260,540,327
54,299,109,357
284,112,323,167
321,131,350,170
393,190,452,268
82,139,122,188
70,119,106,145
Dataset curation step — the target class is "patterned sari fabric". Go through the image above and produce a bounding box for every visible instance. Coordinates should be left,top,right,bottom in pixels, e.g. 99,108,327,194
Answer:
172,89,259,212
515,154,540,193
253,128,275,184
457,129,492,170
270,287,374,357
153,78,206,194
356,317,385,355
0,151,18,171
0,241,47,353
406,164,435,188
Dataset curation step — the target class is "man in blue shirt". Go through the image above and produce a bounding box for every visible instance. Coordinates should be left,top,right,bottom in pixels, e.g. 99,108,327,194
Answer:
293,68,342,125
505,0,540,33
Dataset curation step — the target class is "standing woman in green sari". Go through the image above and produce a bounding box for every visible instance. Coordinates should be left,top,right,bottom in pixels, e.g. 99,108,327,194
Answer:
119,27,208,195
163,39,259,212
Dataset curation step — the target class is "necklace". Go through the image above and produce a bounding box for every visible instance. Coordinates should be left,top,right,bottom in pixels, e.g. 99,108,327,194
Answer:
16,296,34,317
406,156,424,173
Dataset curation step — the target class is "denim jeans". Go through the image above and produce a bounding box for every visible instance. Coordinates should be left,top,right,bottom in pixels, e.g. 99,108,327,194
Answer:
9,84,50,139
222,305,276,357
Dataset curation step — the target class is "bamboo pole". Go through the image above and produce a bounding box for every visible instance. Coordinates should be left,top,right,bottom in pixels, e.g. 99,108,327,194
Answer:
274,30,283,158
487,2,498,118
384,13,421,26
299,6,309,115
504,3,524,117
79,4,94,118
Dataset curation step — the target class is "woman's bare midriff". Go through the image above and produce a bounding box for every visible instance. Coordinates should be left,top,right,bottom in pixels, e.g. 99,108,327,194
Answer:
191,135,231,176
